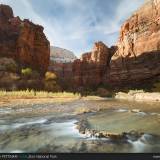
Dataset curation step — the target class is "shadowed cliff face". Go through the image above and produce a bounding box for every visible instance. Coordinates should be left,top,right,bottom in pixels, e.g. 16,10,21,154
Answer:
0,4,50,74
107,51,160,87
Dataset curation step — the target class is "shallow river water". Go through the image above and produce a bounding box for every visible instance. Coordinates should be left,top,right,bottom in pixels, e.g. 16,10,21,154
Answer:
0,98,160,153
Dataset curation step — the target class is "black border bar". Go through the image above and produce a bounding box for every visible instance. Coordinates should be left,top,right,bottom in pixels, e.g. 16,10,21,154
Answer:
0,153,160,160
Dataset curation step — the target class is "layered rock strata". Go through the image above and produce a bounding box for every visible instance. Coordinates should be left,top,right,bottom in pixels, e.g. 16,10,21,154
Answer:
0,4,50,74
107,0,160,86
73,42,116,88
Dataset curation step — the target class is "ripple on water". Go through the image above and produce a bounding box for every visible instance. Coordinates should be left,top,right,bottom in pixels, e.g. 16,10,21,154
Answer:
128,139,146,152
115,109,128,113
0,118,47,131
0,117,85,153
135,112,147,116
10,150,24,153
0,108,12,114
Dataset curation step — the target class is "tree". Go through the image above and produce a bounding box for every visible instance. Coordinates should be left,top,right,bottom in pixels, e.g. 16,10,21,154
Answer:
21,68,32,78
45,71,57,81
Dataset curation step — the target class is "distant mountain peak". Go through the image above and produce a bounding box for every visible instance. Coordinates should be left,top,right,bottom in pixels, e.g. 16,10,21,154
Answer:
50,46,77,63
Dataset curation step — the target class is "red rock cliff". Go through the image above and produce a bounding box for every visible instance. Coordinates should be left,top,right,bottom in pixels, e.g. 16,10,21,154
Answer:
107,0,160,86
0,4,50,74
73,41,116,88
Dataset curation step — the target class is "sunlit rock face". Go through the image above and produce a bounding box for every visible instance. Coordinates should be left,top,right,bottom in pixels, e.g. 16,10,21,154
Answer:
0,4,50,74
73,0,160,89
107,0,160,86
73,42,116,88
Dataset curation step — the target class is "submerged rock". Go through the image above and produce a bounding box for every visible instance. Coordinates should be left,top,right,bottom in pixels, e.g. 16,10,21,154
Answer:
75,119,145,142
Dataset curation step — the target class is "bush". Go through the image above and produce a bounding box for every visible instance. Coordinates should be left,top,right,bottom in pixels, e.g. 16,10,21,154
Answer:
45,72,57,81
0,58,18,72
18,79,44,90
21,68,32,77
31,70,40,79
44,81,61,92
6,63,18,72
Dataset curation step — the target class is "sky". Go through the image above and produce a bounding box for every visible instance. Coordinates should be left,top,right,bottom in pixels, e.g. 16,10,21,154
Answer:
0,0,145,57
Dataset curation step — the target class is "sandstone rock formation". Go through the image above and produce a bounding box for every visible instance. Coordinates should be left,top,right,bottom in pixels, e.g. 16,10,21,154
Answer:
2,0,160,91
0,4,50,74
72,0,160,89
107,0,160,86
73,42,116,88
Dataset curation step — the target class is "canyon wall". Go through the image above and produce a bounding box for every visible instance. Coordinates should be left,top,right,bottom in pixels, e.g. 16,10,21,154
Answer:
0,4,50,90
1,1,160,91
73,42,116,88
0,4,50,74
72,0,160,89
107,0,160,86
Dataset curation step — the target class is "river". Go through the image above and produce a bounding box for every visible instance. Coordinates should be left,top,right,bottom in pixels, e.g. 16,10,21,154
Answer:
0,98,160,153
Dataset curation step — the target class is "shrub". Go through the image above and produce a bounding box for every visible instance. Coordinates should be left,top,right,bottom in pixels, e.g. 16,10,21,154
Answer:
6,63,18,72
21,68,32,77
44,81,61,92
18,79,44,90
45,71,57,81
31,70,40,79
0,58,18,72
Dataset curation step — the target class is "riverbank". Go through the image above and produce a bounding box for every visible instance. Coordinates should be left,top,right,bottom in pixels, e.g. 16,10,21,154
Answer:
115,90,160,102
0,91,109,118
0,90,81,99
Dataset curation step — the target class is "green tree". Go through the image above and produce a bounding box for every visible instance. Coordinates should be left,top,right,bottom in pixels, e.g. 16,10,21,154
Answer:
21,68,32,78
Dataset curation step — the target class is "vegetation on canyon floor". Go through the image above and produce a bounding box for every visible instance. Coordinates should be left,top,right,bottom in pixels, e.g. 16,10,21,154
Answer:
0,90,80,98
1,88,160,102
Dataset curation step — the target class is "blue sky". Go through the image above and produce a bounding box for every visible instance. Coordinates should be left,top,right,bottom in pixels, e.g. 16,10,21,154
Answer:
0,0,145,57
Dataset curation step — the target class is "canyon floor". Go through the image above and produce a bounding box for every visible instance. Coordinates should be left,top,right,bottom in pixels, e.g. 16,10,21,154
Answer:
0,96,160,153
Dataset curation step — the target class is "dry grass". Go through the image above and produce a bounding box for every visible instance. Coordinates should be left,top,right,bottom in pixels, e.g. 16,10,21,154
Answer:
0,90,80,98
